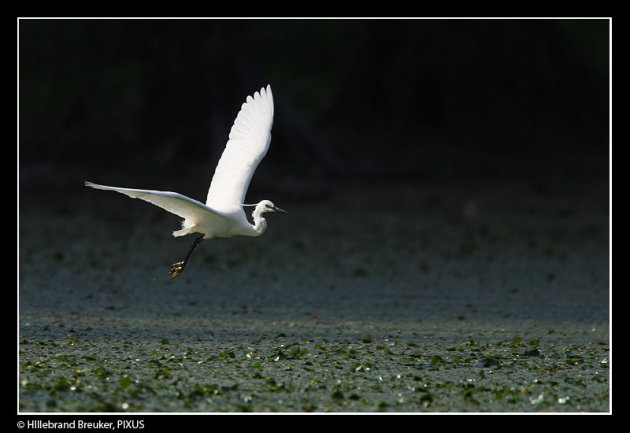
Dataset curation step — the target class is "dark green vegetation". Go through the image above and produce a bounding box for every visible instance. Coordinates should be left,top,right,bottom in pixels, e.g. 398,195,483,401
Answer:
19,182,609,412
19,317,608,412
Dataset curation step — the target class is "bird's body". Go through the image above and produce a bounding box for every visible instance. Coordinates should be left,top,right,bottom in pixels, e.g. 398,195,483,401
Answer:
86,85,285,278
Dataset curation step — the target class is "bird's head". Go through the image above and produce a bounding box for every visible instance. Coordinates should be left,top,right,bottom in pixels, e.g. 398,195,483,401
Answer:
245,200,287,235
257,200,287,215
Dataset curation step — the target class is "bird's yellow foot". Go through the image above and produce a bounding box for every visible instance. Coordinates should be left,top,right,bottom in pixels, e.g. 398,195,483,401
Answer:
169,261,185,279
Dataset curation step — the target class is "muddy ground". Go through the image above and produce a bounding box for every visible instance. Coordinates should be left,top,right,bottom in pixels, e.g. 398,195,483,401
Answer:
18,180,610,413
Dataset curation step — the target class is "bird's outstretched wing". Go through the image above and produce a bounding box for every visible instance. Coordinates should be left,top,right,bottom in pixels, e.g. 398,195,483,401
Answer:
206,85,274,208
85,181,225,237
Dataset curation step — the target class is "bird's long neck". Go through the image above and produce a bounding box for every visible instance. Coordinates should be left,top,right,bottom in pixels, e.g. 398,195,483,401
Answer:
252,206,268,235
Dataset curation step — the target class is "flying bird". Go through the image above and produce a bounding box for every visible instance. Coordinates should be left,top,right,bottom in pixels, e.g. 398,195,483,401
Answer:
86,85,285,279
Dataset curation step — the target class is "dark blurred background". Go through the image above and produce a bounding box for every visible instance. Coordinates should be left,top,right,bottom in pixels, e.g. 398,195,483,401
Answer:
18,18,609,208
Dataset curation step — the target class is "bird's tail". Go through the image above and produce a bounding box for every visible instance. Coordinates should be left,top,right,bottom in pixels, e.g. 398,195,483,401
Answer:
173,222,197,237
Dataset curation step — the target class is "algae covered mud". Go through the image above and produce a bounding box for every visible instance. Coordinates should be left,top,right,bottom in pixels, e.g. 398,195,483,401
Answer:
18,183,610,412
19,316,608,412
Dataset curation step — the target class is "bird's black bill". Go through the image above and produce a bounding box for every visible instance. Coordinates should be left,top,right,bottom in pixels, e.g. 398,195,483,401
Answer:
273,206,287,214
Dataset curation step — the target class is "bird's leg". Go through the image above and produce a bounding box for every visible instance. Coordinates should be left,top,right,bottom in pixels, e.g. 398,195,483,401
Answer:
169,235,204,279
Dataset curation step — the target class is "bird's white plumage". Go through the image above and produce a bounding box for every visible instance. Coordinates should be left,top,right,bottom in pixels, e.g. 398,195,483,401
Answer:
83,182,233,237
206,85,274,208
85,85,279,241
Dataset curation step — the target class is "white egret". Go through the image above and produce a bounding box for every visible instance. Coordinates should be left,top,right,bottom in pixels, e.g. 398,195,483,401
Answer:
86,85,286,279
